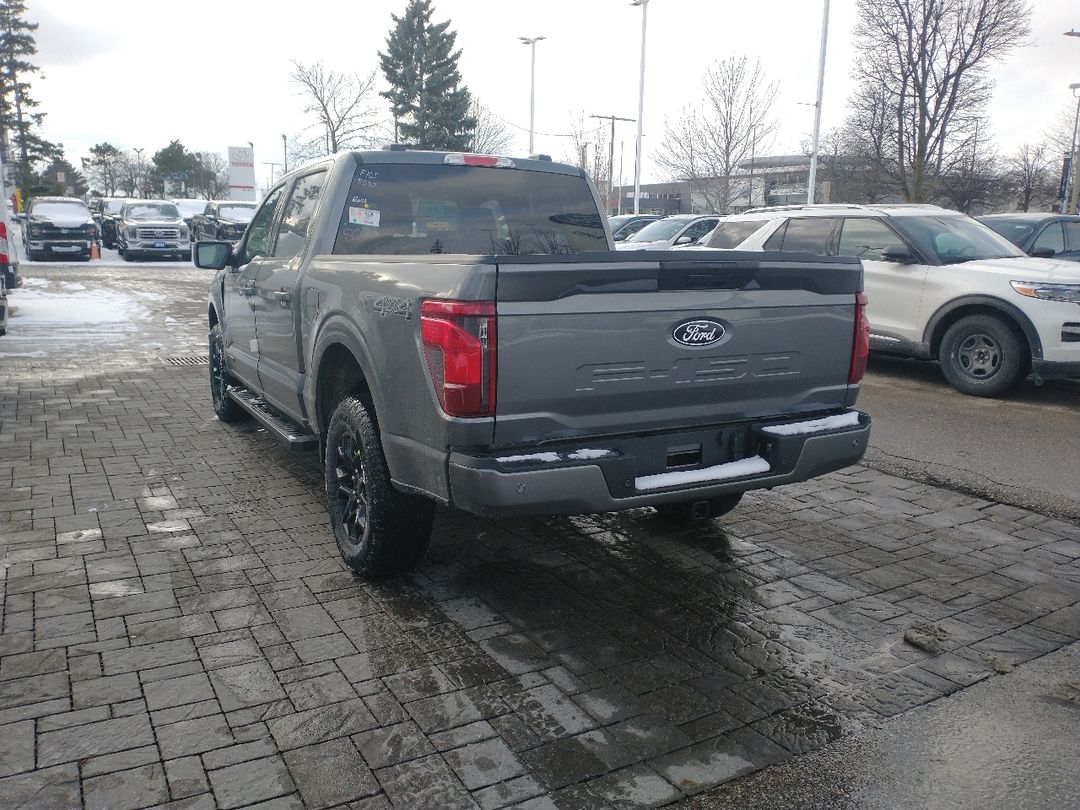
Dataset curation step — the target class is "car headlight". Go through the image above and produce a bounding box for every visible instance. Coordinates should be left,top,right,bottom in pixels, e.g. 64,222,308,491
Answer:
1011,280,1080,304
29,225,42,237
180,226,189,239
127,226,138,238
84,225,97,236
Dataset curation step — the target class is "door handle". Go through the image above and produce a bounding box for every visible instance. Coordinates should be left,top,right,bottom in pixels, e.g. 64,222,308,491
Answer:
273,290,292,306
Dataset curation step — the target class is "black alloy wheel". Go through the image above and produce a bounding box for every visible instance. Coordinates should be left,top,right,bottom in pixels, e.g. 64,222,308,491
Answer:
208,324,246,422
324,396,434,577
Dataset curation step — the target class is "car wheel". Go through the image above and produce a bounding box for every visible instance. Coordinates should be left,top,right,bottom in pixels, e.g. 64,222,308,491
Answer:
324,396,435,578
654,492,743,522
208,324,247,423
939,314,1027,397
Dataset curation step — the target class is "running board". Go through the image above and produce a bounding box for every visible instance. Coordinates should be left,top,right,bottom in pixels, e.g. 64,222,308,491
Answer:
227,387,318,451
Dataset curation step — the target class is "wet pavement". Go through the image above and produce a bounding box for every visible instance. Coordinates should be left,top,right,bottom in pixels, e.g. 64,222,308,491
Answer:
2,263,1079,808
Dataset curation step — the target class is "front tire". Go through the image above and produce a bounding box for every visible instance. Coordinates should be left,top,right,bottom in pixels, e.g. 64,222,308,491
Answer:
654,492,744,522
324,396,435,578
208,324,247,422
939,314,1027,397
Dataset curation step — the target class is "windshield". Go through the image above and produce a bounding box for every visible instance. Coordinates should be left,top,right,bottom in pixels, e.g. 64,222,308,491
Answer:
332,164,606,255
626,218,689,242
126,203,180,221
704,220,767,248
105,200,126,214
173,200,206,217
219,204,256,222
891,215,1026,263
979,218,1035,248
30,201,90,219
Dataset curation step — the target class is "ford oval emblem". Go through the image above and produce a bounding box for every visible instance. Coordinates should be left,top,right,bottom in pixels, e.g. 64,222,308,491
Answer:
672,318,726,347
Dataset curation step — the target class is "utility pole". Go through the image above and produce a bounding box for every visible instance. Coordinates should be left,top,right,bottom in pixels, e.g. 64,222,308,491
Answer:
631,0,651,215
590,114,635,215
806,0,831,205
282,134,288,173
263,162,281,187
518,36,546,154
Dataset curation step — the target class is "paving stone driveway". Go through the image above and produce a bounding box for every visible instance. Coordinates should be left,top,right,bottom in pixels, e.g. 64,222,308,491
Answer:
2,267,1080,809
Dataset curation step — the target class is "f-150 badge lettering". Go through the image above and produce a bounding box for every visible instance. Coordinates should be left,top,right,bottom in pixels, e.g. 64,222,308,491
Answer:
672,319,726,347
368,295,412,320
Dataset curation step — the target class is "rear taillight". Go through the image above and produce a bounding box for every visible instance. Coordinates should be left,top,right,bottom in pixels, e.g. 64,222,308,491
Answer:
848,292,870,385
0,221,7,265
420,299,497,417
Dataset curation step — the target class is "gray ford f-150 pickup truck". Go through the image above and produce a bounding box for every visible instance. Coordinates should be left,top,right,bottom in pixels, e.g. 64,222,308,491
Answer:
196,148,872,577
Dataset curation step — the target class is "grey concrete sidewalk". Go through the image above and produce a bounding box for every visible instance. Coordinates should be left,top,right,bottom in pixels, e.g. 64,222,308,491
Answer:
2,266,1079,809
679,641,1080,810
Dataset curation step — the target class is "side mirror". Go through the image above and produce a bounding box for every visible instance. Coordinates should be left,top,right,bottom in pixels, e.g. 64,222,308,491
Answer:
881,244,914,263
674,235,694,245
194,240,232,270
612,231,627,242
1030,247,1055,259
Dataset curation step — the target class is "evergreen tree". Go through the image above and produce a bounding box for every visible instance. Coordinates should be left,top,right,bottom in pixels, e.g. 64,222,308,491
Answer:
38,155,88,197
379,0,476,150
150,140,192,196
0,1,57,200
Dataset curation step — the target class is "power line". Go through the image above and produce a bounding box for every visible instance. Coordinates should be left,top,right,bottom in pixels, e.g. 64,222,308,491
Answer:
484,107,605,139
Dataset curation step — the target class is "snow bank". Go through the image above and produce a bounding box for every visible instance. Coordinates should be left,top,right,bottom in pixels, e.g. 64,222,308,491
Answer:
496,452,561,464
567,448,615,460
10,288,147,325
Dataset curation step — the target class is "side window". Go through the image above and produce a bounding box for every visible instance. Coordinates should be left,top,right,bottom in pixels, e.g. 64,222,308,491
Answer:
241,185,286,264
778,217,838,255
204,204,214,216
1032,222,1065,254
1063,221,1080,254
682,219,718,243
762,220,788,250
273,171,327,260
838,218,903,262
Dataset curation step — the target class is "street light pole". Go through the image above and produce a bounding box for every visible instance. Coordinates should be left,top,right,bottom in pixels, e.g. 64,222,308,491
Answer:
133,147,144,198
518,36,546,154
282,134,288,173
1065,31,1080,213
590,114,635,215
807,0,831,205
631,0,650,215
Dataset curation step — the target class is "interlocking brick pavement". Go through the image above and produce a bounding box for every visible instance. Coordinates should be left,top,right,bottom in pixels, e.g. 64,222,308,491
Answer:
2,267,1080,808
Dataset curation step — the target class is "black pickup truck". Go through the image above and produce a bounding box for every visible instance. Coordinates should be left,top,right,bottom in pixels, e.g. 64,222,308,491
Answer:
22,197,97,261
195,148,871,577
191,201,256,241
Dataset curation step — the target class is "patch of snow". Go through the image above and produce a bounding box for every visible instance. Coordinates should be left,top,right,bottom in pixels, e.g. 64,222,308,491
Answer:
497,452,562,464
10,288,147,325
761,412,861,436
164,316,178,324
0,350,47,358
61,282,87,291
635,455,770,492
21,277,47,288
568,448,614,460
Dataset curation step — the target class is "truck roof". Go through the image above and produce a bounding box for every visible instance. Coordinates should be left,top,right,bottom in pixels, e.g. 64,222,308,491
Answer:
290,148,587,178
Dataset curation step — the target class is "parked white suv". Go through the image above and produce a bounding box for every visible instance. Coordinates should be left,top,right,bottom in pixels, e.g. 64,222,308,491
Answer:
691,204,1080,396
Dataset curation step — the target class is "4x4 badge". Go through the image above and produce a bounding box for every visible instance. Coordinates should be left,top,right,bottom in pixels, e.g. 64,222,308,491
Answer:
672,318,726,347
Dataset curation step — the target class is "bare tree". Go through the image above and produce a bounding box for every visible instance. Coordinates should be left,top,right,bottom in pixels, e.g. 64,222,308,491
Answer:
563,114,609,205
465,98,514,155
938,122,1002,213
1003,143,1052,211
655,56,776,214
290,61,381,158
846,0,1030,202
190,151,230,200
116,150,150,197
810,127,894,204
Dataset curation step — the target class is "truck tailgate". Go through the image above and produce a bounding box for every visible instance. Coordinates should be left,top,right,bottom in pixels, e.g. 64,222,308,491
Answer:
493,252,862,446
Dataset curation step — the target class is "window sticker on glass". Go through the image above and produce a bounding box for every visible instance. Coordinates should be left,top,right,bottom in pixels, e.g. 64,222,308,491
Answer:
349,207,381,227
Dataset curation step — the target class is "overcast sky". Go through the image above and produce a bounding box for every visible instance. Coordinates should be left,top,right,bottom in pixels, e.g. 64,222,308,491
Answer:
29,0,1080,194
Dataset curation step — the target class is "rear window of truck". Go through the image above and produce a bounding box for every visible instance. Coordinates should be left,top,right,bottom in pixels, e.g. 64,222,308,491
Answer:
332,163,607,255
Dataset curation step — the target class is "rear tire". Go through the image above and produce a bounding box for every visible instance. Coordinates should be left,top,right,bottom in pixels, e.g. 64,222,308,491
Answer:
324,396,435,578
208,324,247,423
654,492,743,522
939,314,1027,397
